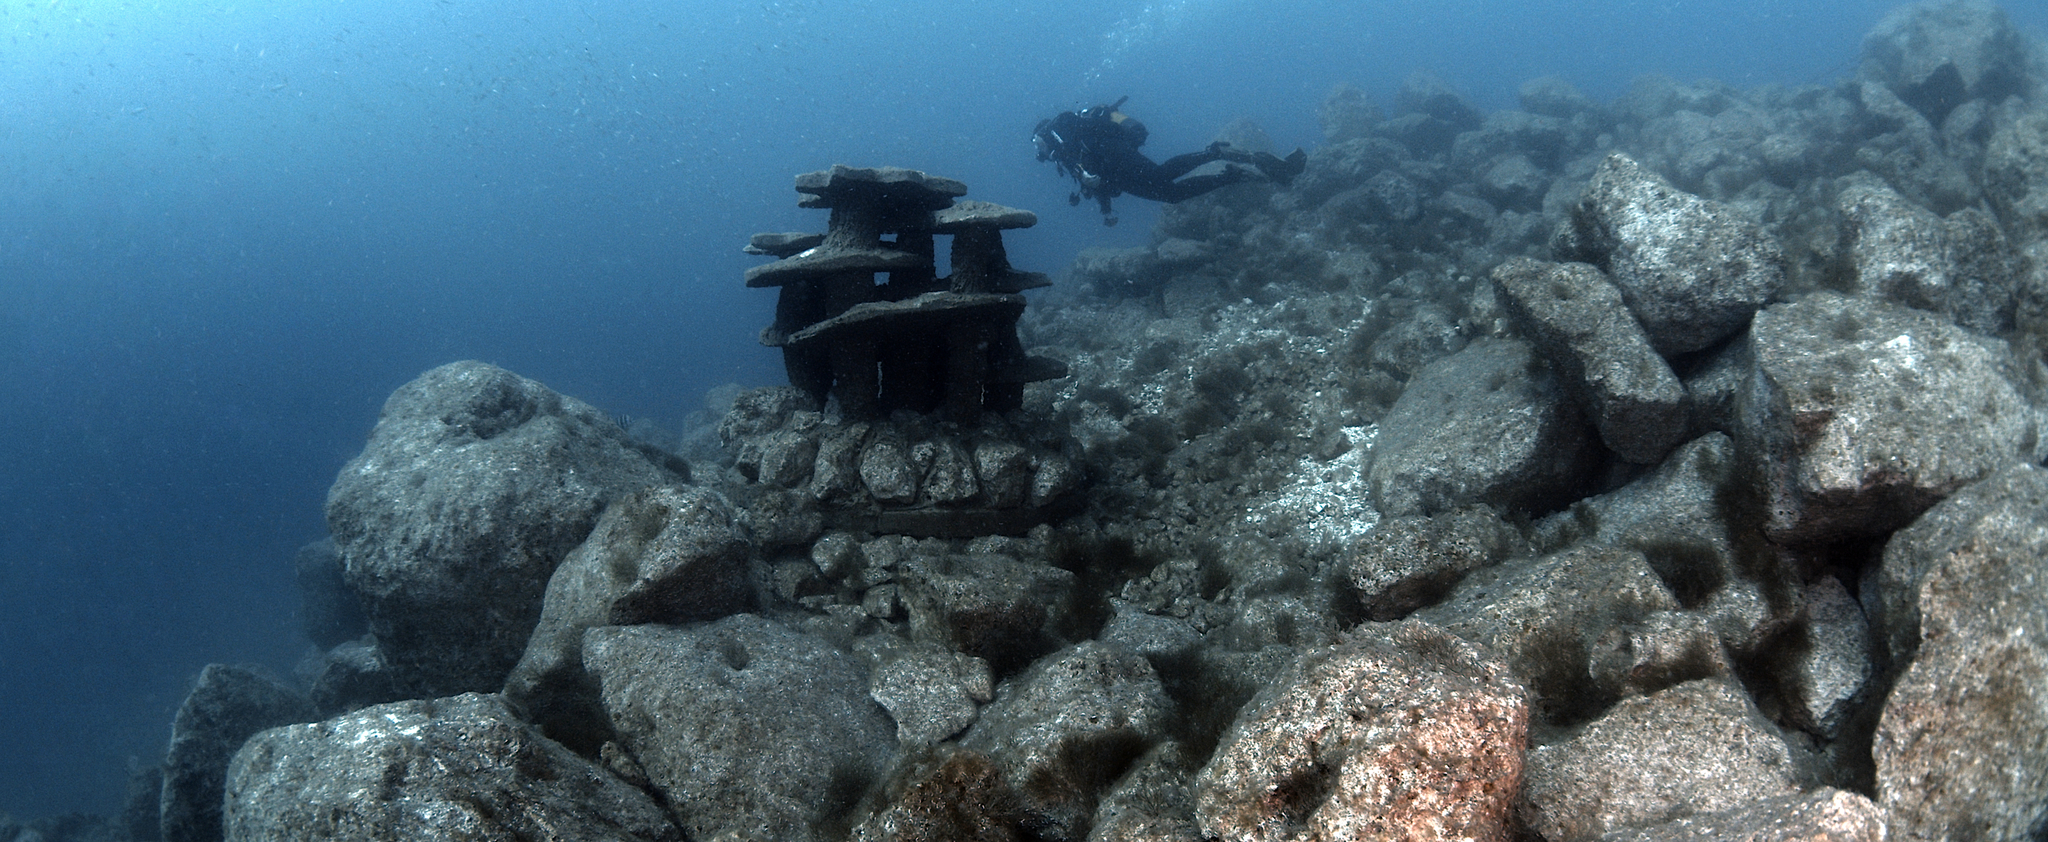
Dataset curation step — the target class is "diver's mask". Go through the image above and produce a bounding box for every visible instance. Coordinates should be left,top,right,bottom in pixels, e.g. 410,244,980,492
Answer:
1031,119,1054,161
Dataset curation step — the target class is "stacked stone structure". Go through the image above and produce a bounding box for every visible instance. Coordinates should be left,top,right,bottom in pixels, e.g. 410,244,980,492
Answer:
746,165,1065,422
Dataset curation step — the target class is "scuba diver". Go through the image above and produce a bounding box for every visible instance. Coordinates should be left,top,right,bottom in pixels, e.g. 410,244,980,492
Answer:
1033,96,1307,226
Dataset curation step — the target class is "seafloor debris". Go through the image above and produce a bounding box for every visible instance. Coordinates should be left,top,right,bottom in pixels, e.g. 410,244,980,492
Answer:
88,3,2048,842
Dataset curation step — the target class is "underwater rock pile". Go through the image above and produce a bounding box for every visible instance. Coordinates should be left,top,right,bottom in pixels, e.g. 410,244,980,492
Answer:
725,167,1084,545
51,3,2048,842
1023,0,2048,838
716,385,1084,544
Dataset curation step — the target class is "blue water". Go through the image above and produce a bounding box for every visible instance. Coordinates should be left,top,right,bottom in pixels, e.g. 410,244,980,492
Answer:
3,0,2040,818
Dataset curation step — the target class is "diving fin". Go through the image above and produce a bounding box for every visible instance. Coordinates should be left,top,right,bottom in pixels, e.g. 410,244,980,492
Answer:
1273,148,1307,186
1241,148,1308,187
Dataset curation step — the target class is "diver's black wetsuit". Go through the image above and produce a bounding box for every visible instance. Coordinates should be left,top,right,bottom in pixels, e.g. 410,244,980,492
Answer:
1034,98,1306,225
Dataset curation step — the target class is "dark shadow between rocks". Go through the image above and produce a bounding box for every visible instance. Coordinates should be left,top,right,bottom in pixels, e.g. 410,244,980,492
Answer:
1146,649,1258,769
1049,533,1161,644
1015,729,1151,841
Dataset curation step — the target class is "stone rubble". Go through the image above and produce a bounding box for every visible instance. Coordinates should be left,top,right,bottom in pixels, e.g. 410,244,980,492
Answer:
84,4,2048,842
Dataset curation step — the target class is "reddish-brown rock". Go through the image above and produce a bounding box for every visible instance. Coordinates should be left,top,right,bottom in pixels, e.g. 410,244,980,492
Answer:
1520,679,1804,841
1193,619,1528,842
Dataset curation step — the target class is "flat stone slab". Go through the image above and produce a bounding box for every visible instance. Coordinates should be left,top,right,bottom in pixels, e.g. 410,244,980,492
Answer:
783,292,1025,347
743,245,926,287
933,200,1037,231
979,269,1053,293
744,231,824,257
794,165,966,211
991,354,1068,384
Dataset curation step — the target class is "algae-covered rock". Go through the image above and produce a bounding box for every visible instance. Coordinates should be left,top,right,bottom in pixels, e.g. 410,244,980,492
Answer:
582,617,894,842
1369,338,1591,517
1737,292,2040,545
1555,153,1785,355
961,642,1171,841
222,693,677,842
504,484,750,752
1417,544,1686,726
897,550,1076,675
161,665,312,842
1195,620,1527,842
1521,679,1805,841
325,361,686,699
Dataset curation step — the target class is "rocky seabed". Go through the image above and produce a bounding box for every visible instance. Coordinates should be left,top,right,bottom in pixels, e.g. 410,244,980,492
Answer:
12,2,2048,841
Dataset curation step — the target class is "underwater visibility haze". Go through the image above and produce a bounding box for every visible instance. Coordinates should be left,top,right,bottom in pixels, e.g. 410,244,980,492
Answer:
3,0,2044,822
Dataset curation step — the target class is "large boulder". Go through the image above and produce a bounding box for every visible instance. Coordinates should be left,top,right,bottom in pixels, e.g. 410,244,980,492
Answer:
1859,0,2033,125
1870,463,2048,842
1368,338,1591,517
503,484,750,752
1492,257,1687,463
1595,788,1886,842
292,539,364,649
896,549,1077,675
1520,679,1805,841
1850,79,1980,215
1787,576,1877,740
1554,153,1785,356
1084,744,1204,842
959,642,1171,841
582,616,896,842
1736,293,2041,545
325,361,687,699
1194,620,1528,842
301,636,398,717
1318,83,1382,144
1620,96,1773,199
160,665,312,842
1869,462,2048,665
867,644,995,747
1341,504,1519,622
1834,178,2017,334
1416,544,1690,727
1518,75,1600,122
1984,110,2048,243
222,693,677,842
1529,433,1785,656
850,749,1027,842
